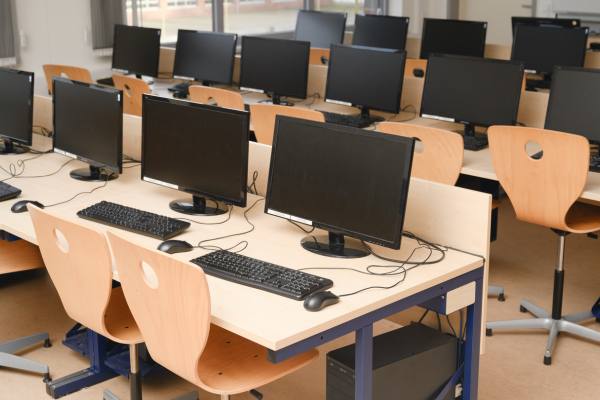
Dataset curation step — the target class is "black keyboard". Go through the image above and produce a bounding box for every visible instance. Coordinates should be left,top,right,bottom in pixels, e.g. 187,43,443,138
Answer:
77,201,190,240
322,111,379,128
191,250,333,300
0,182,21,202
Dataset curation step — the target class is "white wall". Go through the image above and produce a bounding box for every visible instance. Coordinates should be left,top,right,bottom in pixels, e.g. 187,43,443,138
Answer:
389,0,451,36
14,0,111,77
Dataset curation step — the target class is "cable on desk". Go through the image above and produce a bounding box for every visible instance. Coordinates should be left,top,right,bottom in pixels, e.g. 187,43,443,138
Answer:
301,93,321,108
12,158,76,180
247,170,259,195
175,205,233,227
33,125,53,137
0,151,53,182
44,175,112,208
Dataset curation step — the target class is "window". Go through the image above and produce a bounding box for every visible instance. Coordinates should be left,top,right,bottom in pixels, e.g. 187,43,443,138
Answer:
223,0,303,36
167,0,198,7
315,0,364,26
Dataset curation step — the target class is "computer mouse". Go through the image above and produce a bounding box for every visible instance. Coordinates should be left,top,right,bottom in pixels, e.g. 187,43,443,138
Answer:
11,200,44,214
413,68,425,78
303,291,340,312
172,90,188,99
157,240,194,254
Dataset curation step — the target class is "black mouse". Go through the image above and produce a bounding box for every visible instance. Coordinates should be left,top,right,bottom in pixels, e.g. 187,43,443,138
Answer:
157,240,194,254
413,68,425,78
303,291,340,312
11,200,44,214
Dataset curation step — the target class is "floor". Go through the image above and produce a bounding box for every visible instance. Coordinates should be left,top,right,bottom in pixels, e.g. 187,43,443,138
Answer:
1,199,599,399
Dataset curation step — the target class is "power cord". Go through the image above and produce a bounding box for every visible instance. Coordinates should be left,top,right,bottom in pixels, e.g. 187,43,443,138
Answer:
33,125,53,137
247,170,259,195
0,150,56,182
44,176,111,208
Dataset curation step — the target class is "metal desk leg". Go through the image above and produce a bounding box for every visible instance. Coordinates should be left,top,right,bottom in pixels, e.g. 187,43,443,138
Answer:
355,324,374,400
463,278,483,400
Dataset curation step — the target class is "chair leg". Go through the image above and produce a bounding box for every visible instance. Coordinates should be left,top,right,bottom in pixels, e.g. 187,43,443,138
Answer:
171,392,198,400
130,343,142,400
0,333,50,377
543,320,560,365
103,389,120,400
520,299,550,318
488,285,505,301
221,395,230,400
563,310,594,323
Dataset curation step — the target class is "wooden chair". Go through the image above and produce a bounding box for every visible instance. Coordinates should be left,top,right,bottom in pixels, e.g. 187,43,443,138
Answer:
107,231,318,400
0,240,50,379
377,123,463,185
249,104,324,146
404,58,427,78
188,86,245,111
43,64,93,94
486,126,600,365
112,74,151,116
28,206,144,399
309,48,330,65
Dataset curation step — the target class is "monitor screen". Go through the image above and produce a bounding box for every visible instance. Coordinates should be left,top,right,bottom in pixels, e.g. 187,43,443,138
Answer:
142,95,249,207
240,36,310,100
545,67,600,143
421,54,524,128
511,25,588,75
325,45,405,113
295,10,346,48
511,17,580,34
0,68,34,146
265,116,414,249
112,24,161,77
173,30,237,84
352,14,409,50
53,78,123,173
420,18,487,59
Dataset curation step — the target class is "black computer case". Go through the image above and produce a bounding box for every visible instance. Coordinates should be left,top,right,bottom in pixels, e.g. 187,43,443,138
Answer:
326,323,458,400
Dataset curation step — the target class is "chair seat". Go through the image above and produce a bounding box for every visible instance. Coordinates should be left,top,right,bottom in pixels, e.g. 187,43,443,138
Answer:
197,324,318,396
104,287,143,345
565,202,600,234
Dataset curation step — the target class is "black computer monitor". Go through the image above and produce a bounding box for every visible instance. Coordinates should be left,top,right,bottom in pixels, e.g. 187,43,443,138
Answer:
265,116,414,259
295,10,346,48
545,67,600,144
352,14,409,50
420,18,487,59
53,78,123,181
173,30,237,85
240,36,310,105
511,16,580,34
0,68,34,154
142,95,249,216
112,24,161,78
420,54,524,150
325,44,406,122
511,25,588,89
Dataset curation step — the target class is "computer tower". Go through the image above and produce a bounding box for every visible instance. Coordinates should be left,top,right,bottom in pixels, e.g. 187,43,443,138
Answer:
326,323,458,400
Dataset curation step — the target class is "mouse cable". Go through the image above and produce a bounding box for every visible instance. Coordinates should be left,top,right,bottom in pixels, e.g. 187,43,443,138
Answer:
33,125,53,137
44,175,112,208
247,170,259,195
11,158,76,180
175,204,234,227
0,150,54,182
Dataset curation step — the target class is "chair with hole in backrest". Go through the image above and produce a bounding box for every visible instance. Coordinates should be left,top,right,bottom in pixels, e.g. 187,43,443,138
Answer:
28,206,144,399
107,231,318,400
112,74,151,117
249,104,324,146
486,126,600,365
43,64,93,94
188,86,245,111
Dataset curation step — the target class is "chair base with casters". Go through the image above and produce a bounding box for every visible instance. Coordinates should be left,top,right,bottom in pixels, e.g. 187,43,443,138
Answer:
486,231,600,365
102,343,142,400
170,390,264,400
488,285,506,301
0,333,51,380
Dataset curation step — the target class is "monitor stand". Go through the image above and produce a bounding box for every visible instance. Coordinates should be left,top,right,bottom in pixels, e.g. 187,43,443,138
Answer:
0,139,28,155
135,74,154,86
170,195,227,216
460,123,488,151
268,93,293,107
70,165,118,182
301,232,369,259
359,107,384,124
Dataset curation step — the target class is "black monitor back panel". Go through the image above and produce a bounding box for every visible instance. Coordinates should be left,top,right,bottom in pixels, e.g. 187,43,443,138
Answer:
352,14,409,51
0,68,34,145
295,10,346,48
420,18,487,59
112,24,161,77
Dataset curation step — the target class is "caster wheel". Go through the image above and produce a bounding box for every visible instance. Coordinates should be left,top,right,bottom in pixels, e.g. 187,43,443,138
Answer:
43,338,52,348
519,305,527,313
498,293,506,302
543,356,552,366
486,328,493,337
43,373,51,383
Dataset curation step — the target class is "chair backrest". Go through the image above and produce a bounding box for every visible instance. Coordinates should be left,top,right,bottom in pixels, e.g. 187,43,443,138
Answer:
249,104,324,145
112,74,151,116
404,58,428,78
488,126,589,230
188,86,245,111
309,48,330,65
28,206,114,336
106,231,211,386
43,64,93,94
377,122,463,185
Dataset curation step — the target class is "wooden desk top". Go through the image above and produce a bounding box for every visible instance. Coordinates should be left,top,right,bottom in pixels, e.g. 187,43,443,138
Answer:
0,141,483,350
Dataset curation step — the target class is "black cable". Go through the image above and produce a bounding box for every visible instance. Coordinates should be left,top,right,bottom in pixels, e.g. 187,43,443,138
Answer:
436,312,442,331
418,309,429,323
0,151,54,182
287,219,315,234
12,158,76,180
175,205,233,226
247,170,259,195
44,176,111,208
32,125,53,137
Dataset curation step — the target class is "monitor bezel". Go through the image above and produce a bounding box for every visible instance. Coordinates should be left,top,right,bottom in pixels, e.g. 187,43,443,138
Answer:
112,24,162,78
324,44,406,114
265,116,414,250
141,94,250,208
511,16,581,35
352,14,410,50
52,77,123,174
0,68,34,147
173,29,238,85
419,53,525,128
420,18,488,60
239,36,311,100
294,9,347,48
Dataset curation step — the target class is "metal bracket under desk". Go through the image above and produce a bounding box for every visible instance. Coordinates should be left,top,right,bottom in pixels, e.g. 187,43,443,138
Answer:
268,266,485,400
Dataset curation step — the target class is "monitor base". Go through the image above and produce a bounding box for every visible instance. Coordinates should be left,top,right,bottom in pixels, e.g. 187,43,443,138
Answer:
260,97,294,107
0,139,28,155
301,232,369,259
459,124,488,151
70,166,118,182
169,196,227,216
